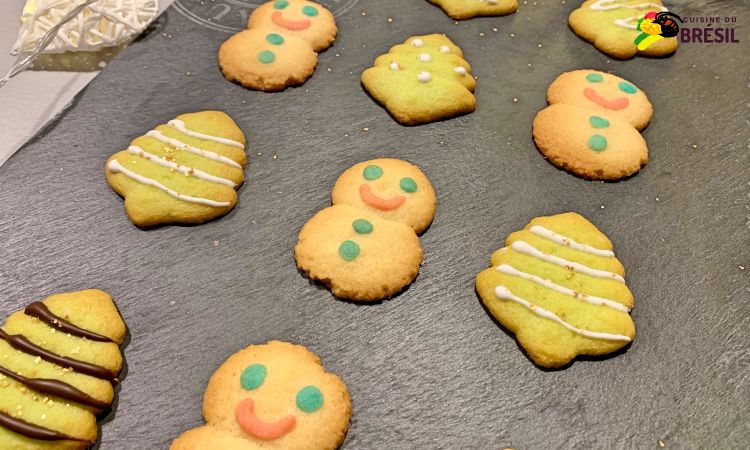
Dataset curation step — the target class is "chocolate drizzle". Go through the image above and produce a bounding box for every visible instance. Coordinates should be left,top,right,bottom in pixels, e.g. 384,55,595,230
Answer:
0,366,109,412
24,302,114,343
0,330,116,381
0,409,83,442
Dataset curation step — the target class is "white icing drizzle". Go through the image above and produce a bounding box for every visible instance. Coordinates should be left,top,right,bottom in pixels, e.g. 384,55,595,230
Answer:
107,160,230,207
389,61,400,71
494,286,632,342
146,130,243,169
454,66,467,76
127,146,237,188
418,53,432,62
439,45,451,54
510,241,625,283
417,71,432,83
529,225,615,257
411,38,424,48
495,264,630,313
588,0,668,30
167,120,245,149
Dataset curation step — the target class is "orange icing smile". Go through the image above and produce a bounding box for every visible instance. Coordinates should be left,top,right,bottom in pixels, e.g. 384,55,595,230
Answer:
583,87,629,110
271,11,312,30
359,184,406,210
235,398,296,440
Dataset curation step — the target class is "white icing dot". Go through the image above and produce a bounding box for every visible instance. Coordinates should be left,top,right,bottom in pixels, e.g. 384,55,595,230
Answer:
454,66,467,76
418,53,432,62
417,71,432,83
389,61,400,71
439,45,451,54
411,38,424,48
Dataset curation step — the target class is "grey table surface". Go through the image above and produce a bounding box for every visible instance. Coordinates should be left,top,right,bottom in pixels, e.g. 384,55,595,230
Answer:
1,0,748,448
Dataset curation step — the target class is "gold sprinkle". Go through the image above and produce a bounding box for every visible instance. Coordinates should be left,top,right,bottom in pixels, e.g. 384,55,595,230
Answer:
739,266,745,270
361,11,366,16
169,300,176,305
479,32,485,37
655,197,660,202
213,240,219,247
691,144,698,149
659,440,665,448
513,98,518,103
493,27,498,32
510,33,515,38
186,71,192,76
363,127,369,132
387,17,393,22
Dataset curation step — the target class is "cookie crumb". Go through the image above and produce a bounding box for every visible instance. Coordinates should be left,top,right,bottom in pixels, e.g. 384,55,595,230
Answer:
361,11,366,16
691,144,698,149
537,44,543,48
213,240,219,247
658,440,665,448
493,27,498,32
510,33,515,38
186,71,191,76
513,97,518,103
739,266,745,270
363,127,369,132
480,32,485,37
388,17,393,23
655,197,660,202
169,300,176,305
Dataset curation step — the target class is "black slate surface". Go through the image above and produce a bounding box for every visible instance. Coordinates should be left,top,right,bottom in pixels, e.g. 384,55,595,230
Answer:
1,0,749,448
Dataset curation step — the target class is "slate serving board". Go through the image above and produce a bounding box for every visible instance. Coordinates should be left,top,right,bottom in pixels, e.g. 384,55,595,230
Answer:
1,0,748,448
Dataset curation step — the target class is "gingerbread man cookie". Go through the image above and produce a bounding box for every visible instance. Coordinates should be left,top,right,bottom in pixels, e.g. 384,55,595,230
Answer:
475,213,636,368
361,34,476,125
532,70,651,180
219,0,337,91
0,289,126,448
106,111,247,227
295,158,437,302
171,341,351,450
427,0,517,20
569,0,679,59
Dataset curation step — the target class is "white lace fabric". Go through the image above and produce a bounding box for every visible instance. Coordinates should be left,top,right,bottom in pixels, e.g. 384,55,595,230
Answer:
12,0,158,54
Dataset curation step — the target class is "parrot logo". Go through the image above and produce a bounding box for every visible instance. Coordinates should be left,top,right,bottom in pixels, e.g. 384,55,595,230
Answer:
635,11,683,50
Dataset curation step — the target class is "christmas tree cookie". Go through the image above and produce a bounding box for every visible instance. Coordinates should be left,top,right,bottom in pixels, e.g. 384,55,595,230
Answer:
0,289,127,448
361,34,476,125
106,111,247,227
475,213,636,368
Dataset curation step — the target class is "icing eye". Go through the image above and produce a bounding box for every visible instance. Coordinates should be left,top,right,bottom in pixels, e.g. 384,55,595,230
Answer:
296,386,323,412
399,177,417,193
302,5,318,16
588,135,608,152
618,81,637,94
586,73,604,83
352,219,373,234
258,50,275,64
266,33,284,45
339,240,360,261
274,0,289,9
363,165,383,180
240,364,267,390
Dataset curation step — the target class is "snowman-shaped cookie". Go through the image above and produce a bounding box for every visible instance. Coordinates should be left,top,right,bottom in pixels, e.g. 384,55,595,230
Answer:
532,70,652,181
218,0,337,91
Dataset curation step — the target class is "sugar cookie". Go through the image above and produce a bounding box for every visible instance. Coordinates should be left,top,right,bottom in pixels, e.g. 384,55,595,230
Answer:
219,0,337,91
361,34,476,125
532,70,651,180
295,158,436,302
427,0,517,20
105,111,247,227
171,341,351,450
475,213,636,368
569,0,678,59
0,289,126,448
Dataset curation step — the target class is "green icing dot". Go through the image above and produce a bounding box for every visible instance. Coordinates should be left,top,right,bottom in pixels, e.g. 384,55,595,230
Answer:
266,33,284,45
352,219,373,234
399,177,417,193
274,0,289,9
258,50,275,64
586,73,603,83
363,165,383,180
240,364,266,390
338,240,360,261
618,81,637,94
589,116,610,129
302,5,318,16
296,386,323,412
588,134,608,152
